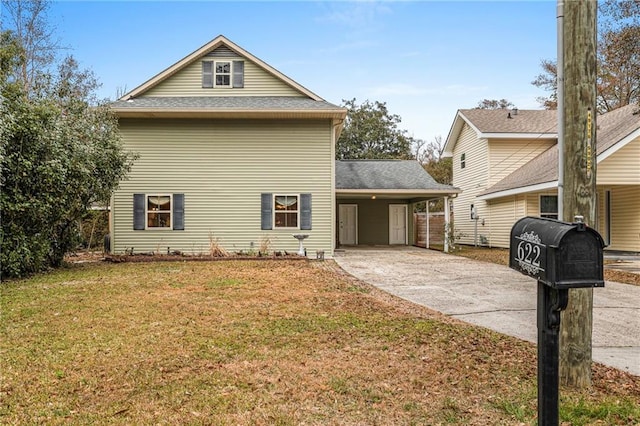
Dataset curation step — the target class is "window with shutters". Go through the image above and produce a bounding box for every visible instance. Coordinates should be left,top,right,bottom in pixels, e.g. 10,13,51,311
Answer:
261,193,311,230
202,60,244,88
147,194,172,228
274,195,298,228
133,193,184,230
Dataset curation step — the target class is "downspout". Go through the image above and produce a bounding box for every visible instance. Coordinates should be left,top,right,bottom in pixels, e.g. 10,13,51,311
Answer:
557,0,565,219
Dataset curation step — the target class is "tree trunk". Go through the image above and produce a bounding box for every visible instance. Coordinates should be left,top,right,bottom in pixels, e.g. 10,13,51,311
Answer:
560,0,598,388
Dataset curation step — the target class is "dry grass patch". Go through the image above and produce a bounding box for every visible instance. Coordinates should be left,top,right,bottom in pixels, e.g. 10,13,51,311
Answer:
1,260,638,425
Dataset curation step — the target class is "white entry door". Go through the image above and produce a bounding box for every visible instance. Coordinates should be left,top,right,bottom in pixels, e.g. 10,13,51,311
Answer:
339,204,357,245
389,204,408,245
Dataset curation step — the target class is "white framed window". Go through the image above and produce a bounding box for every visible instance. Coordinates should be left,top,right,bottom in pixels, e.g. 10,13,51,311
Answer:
215,61,231,87
540,195,558,219
461,152,466,169
261,193,311,231
274,195,299,228
133,193,184,231
146,194,172,229
202,60,244,88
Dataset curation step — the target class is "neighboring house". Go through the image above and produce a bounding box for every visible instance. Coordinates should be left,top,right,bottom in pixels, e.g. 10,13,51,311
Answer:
443,105,640,252
109,35,459,257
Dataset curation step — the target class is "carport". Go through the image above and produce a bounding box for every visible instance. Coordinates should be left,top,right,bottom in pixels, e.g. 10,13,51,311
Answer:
335,160,460,250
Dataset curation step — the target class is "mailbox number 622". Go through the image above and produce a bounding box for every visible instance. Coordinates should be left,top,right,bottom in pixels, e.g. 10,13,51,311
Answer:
517,241,541,267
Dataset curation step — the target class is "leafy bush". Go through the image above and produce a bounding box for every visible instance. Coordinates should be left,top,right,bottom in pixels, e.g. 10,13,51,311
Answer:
0,31,135,278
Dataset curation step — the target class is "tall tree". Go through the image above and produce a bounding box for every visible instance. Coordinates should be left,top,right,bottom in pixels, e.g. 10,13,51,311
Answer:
415,136,452,186
1,0,61,92
336,98,413,160
532,0,640,112
1,4,136,278
475,98,515,110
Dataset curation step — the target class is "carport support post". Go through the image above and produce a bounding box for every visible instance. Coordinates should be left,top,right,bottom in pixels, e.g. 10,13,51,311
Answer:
537,281,569,426
444,196,450,252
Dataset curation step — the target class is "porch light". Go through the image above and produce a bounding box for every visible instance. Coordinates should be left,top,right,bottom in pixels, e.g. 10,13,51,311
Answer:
371,195,376,200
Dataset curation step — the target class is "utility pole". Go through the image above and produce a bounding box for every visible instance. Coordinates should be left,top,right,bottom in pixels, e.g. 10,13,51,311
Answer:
559,0,598,388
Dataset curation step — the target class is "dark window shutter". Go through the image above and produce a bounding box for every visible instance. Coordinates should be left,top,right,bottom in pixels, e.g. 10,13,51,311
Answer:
232,61,244,88
202,61,213,88
173,193,185,230
133,193,145,230
261,193,273,230
300,193,312,230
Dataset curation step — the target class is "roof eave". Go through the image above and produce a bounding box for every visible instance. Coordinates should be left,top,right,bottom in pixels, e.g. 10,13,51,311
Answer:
443,111,469,157
336,188,461,195
597,127,640,161
477,181,557,200
480,132,557,139
112,108,348,120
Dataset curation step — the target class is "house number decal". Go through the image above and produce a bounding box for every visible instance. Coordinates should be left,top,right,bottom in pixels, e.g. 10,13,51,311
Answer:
514,231,546,276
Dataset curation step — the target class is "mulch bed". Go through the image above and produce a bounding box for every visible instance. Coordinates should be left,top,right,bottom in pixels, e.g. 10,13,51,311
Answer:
104,252,307,263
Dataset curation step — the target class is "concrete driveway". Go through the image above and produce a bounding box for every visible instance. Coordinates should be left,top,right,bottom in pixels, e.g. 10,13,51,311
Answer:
334,247,640,376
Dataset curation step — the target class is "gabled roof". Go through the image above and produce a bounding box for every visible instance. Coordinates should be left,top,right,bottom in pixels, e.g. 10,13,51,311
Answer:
335,160,460,199
119,35,322,101
111,35,347,123
443,109,557,157
479,104,640,200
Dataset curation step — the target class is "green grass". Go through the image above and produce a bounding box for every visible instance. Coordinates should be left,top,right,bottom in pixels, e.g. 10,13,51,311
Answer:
1,260,638,425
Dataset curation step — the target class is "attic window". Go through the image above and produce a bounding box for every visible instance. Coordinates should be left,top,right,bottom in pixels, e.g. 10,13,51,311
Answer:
461,153,466,169
215,62,231,86
202,60,244,89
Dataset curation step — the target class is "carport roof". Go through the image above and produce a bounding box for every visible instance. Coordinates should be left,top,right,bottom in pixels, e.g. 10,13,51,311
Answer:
335,160,459,198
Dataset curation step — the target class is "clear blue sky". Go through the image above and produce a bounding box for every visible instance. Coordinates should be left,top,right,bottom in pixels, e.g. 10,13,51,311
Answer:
42,1,557,144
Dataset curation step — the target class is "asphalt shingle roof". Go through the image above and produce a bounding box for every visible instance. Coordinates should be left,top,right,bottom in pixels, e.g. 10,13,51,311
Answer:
336,160,456,191
459,109,558,134
480,104,640,197
111,96,343,111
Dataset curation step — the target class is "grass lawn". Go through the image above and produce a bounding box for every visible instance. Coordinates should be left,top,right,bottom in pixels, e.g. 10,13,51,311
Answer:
1,260,639,425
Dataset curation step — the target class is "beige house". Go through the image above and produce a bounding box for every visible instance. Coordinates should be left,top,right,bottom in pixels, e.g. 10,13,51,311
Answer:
443,105,640,252
109,35,458,256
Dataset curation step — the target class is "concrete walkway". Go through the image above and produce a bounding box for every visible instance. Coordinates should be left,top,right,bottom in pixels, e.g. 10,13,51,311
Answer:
334,247,640,376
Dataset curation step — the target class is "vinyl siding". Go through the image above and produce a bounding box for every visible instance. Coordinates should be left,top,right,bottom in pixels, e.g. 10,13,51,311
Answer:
487,138,555,186
144,56,303,97
485,195,526,248
112,118,333,255
597,136,640,185
451,123,489,246
603,185,640,252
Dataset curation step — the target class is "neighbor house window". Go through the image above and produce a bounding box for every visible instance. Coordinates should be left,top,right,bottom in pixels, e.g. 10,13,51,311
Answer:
133,193,184,231
461,153,466,169
202,60,244,88
260,193,311,231
540,195,558,219
274,195,299,228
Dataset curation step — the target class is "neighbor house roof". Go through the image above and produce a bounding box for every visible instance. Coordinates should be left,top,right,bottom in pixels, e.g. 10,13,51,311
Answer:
478,104,640,200
335,160,459,199
443,109,558,157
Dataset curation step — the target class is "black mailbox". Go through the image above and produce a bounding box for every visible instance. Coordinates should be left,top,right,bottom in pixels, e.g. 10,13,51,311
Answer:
509,216,605,289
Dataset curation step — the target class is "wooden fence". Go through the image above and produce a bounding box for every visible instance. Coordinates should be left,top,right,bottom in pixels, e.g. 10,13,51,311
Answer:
414,212,447,248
